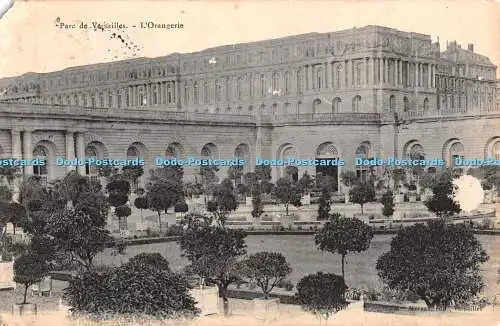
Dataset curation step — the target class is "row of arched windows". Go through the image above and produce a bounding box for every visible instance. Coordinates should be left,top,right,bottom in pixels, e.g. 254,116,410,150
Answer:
40,83,177,108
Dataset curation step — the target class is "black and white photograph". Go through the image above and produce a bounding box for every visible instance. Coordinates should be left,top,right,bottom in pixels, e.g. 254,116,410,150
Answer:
0,0,498,325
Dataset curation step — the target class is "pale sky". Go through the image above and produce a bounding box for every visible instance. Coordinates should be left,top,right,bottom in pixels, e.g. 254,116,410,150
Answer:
0,0,499,78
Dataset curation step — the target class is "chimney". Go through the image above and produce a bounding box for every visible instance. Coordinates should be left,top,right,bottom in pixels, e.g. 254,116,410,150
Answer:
468,43,474,52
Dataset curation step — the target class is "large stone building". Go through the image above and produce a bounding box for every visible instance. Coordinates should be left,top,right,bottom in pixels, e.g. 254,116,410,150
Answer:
0,25,498,192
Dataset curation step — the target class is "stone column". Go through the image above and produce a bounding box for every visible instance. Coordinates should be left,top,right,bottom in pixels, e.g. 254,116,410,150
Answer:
326,62,332,89
307,65,313,91
65,130,76,172
370,58,375,85
10,129,22,202
427,64,432,88
431,65,435,88
76,132,86,176
419,64,423,87
384,58,389,85
415,63,419,87
22,129,33,175
364,57,368,86
406,62,410,87
398,60,403,85
147,83,152,105
11,129,21,159
393,60,397,86
379,58,383,85
131,86,135,106
346,60,352,87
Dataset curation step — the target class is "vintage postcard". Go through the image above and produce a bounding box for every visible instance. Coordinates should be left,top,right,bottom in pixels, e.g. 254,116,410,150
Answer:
0,0,498,325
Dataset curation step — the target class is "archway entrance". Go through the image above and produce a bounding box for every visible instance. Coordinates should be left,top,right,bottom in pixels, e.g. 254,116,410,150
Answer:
315,142,339,192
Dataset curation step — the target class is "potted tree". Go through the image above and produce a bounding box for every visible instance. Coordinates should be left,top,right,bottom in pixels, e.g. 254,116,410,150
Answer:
242,252,292,322
296,272,348,325
0,234,16,290
12,253,47,315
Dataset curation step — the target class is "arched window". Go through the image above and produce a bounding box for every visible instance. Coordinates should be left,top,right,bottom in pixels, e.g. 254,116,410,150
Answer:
449,142,465,166
284,72,290,95
423,98,429,112
138,88,145,106
389,95,396,112
85,146,99,178
355,143,371,182
117,90,122,108
297,69,304,93
99,93,104,107
352,95,361,112
259,74,266,97
316,68,324,89
403,96,410,112
126,146,139,159
332,97,341,113
108,92,113,107
215,80,221,102
249,75,254,98
193,82,199,104
203,82,209,103
152,86,158,105
74,95,79,106
336,64,343,87
236,78,242,100
491,141,500,160
260,104,266,114
166,144,182,158
355,62,362,86
91,94,96,107
167,84,173,103
408,144,425,160
83,95,88,107
33,146,48,185
272,72,279,91
312,99,321,114
184,84,189,104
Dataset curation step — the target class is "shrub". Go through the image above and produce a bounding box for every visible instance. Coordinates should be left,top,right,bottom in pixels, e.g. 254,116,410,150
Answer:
242,252,292,299
14,254,48,304
63,258,199,320
296,272,348,322
127,253,170,272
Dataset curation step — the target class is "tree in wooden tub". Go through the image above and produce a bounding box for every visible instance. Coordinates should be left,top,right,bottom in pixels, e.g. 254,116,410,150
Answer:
241,252,292,322
296,272,348,325
12,253,48,316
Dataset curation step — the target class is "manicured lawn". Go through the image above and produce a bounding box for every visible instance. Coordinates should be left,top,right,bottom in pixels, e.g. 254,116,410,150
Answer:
95,234,500,297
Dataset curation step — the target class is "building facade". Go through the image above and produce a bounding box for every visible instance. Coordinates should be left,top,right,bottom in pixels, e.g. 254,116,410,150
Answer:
0,25,498,191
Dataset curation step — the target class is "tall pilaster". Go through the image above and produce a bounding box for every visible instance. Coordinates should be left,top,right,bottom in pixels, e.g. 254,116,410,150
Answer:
364,58,368,86
307,65,313,91
415,63,419,87
65,131,76,172
11,129,21,159
326,62,332,89
22,130,33,175
419,64,423,87
379,58,383,85
76,132,86,175
384,58,389,85
10,129,22,202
